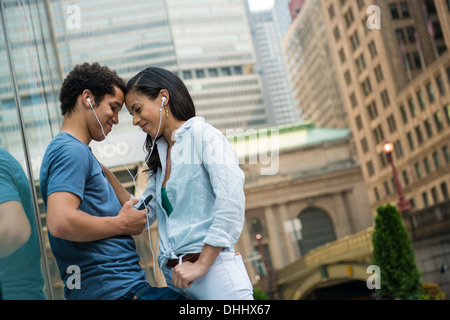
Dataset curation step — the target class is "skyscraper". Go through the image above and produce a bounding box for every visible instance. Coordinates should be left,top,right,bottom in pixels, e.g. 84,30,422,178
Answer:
246,0,299,126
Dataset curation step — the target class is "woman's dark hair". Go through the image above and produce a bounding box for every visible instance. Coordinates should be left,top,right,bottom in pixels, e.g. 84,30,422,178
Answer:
59,62,127,116
126,67,196,174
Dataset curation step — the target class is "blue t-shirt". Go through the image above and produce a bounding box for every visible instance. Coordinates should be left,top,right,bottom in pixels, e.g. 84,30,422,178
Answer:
39,132,147,300
0,148,46,300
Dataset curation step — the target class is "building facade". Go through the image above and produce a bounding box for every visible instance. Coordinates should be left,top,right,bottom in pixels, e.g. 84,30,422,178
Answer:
229,122,373,294
283,0,349,129
320,0,450,215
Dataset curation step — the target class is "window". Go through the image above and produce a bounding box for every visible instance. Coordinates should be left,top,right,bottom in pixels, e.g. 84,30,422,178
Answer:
344,8,354,27
406,27,415,43
389,3,400,19
356,54,366,73
441,183,449,200
434,111,443,131
394,140,404,159
339,48,346,63
345,70,352,85
400,105,408,123
350,31,360,51
374,65,383,82
355,115,363,130
431,187,439,204
387,114,397,133
374,187,380,201
334,26,341,41
443,146,450,163
384,181,391,195
361,137,369,153
350,92,358,108
208,68,218,77
426,82,435,102
395,28,405,42
357,0,365,10
424,119,433,138
182,70,192,79
373,125,384,144
408,97,417,117
367,101,378,120
298,208,336,255
221,67,231,76
399,2,410,18
415,125,424,144
362,77,372,96
424,157,431,174
368,41,378,58
417,90,426,110
328,4,335,19
433,151,441,169
436,74,446,94
195,69,205,78
444,104,450,124
367,161,375,176
422,192,429,207
402,170,410,186
234,66,243,75
415,162,422,179
379,152,388,168
407,132,415,150
381,90,390,107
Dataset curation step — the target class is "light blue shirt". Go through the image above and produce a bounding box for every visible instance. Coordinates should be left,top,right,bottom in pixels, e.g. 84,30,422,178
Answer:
139,116,245,268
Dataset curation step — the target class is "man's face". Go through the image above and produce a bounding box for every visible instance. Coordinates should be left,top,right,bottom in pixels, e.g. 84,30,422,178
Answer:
90,86,124,142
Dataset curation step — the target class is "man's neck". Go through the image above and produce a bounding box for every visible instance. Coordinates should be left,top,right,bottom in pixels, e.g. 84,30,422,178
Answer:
60,114,91,145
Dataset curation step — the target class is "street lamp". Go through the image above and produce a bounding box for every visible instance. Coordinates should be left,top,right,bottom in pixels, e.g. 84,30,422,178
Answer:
383,140,411,213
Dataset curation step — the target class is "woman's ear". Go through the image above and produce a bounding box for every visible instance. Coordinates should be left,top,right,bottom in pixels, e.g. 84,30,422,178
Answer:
159,89,169,106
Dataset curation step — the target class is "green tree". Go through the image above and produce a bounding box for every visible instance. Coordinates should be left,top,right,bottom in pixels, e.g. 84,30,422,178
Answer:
371,204,422,299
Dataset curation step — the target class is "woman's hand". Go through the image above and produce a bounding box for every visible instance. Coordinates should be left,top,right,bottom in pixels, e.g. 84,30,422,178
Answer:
172,260,209,289
171,245,223,289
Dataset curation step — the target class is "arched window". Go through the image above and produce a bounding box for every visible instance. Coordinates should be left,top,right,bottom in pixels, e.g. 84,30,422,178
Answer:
298,207,336,255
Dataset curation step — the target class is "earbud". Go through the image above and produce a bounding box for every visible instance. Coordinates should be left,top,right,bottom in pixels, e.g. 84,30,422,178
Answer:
160,96,166,112
87,97,94,110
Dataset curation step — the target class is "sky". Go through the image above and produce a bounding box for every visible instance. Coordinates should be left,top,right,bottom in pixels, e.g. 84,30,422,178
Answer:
247,0,275,11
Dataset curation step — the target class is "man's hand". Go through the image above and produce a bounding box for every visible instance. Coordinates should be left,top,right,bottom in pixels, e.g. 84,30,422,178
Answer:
116,198,147,236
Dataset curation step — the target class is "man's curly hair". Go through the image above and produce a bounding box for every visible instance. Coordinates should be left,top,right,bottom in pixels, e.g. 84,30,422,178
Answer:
59,62,127,116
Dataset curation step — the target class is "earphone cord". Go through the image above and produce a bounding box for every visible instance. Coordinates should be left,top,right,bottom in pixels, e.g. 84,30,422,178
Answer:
90,100,164,286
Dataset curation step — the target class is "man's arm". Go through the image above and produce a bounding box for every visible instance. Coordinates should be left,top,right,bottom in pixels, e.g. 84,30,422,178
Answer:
46,191,147,242
0,201,31,258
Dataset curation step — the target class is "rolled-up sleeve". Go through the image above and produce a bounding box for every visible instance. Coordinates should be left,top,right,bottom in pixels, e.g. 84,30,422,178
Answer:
201,127,246,248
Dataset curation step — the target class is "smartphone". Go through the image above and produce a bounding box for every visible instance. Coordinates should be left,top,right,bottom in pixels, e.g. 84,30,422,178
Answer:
134,194,153,210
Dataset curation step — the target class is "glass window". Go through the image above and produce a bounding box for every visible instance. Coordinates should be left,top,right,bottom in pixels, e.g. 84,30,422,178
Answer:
0,2,62,299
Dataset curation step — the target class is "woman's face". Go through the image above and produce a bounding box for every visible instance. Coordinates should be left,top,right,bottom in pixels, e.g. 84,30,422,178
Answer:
125,91,165,138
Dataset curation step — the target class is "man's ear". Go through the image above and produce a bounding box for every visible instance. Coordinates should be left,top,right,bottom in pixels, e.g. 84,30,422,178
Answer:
82,89,94,109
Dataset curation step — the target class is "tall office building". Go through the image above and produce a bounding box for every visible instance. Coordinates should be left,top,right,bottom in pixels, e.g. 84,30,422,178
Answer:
165,0,268,132
321,0,450,214
283,0,348,129
0,0,63,174
48,0,268,169
246,0,299,126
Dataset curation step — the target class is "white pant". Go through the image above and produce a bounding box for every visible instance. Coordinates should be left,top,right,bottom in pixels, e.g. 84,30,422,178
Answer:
162,251,254,300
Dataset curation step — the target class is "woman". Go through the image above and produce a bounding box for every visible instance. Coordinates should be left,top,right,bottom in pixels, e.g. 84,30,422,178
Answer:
122,67,253,300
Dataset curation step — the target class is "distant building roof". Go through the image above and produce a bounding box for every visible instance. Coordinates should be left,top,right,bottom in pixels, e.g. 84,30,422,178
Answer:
227,121,352,159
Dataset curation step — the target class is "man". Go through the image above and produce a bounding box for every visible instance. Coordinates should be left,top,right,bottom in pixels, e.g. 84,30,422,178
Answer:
39,62,186,300
0,147,46,300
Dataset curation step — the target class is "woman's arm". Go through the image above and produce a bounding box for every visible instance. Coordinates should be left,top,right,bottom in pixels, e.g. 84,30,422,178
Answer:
101,163,131,206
